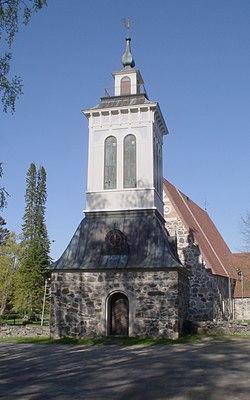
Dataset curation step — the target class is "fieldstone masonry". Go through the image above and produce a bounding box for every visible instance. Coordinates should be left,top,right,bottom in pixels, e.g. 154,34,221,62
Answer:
188,320,250,335
164,199,232,321
50,269,189,340
0,325,49,338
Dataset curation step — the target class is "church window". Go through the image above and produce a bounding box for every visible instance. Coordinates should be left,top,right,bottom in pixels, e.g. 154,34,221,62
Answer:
104,136,117,189
124,134,136,188
121,76,131,95
153,134,162,195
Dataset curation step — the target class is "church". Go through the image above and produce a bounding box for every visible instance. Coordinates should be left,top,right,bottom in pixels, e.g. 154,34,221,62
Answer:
49,31,249,339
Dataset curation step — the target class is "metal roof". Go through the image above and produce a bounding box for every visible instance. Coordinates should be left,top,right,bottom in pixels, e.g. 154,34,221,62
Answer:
50,210,183,271
92,94,151,110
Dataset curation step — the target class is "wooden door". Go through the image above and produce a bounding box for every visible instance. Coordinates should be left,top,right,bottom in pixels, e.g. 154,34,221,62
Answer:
110,293,129,336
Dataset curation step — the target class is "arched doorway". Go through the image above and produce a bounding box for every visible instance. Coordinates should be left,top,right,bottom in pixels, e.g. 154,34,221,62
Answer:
109,292,129,336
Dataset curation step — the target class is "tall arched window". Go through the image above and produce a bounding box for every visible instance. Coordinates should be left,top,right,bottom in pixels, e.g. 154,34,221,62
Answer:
124,134,136,188
104,136,117,189
120,76,131,95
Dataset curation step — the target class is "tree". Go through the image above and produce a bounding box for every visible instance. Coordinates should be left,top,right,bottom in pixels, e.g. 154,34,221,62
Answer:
0,232,19,315
22,162,37,240
0,162,8,210
35,165,50,268
14,163,50,317
0,216,9,246
241,212,250,251
0,163,10,245
0,0,48,113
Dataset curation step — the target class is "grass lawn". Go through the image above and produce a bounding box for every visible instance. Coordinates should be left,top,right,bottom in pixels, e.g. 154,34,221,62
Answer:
0,334,207,346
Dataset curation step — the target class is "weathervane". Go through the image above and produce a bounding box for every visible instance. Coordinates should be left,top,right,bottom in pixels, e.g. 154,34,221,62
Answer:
121,17,135,68
122,17,131,38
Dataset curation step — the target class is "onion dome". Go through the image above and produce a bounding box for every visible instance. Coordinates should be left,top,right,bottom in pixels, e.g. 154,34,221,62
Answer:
121,37,135,68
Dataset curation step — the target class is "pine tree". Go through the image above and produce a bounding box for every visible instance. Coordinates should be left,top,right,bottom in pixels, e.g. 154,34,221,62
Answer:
0,163,10,245
22,163,37,241
0,162,9,211
14,163,50,317
35,166,50,270
0,216,10,246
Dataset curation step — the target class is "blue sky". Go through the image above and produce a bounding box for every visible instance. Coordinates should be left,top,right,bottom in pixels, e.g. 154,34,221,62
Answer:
1,0,250,259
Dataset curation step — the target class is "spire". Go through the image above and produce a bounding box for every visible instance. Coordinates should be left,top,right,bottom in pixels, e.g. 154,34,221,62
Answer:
121,18,135,68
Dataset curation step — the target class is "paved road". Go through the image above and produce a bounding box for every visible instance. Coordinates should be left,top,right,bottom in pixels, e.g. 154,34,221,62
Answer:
0,337,250,400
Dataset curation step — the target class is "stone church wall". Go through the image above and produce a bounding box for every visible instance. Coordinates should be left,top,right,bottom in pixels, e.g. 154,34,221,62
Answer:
165,215,230,321
50,269,189,340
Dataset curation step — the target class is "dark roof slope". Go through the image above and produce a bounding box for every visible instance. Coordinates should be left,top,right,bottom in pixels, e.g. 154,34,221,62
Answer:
230,253,250,297
163,178,236,279
93,94,151,109
51,210,182,271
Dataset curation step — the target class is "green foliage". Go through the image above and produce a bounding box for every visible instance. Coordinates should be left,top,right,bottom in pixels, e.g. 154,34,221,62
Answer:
0,232,20,314
0,216,10,246
0,162,9,211
15,239,47,316
0,0,47,113
35,166,50,266
22,162,37,241
0,52,23,113
14,163,50,317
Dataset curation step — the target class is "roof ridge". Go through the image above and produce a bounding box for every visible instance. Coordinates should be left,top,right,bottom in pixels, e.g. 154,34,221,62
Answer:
232,252,250,256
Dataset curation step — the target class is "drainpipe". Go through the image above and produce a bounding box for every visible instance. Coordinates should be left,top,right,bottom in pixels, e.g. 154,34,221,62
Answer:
228,277,232,320
237,270,244,321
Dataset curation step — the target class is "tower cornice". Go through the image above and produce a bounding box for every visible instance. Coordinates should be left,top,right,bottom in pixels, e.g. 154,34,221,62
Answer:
83,101,168,136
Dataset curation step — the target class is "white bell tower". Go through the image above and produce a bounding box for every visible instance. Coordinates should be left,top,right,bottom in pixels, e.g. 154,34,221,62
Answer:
83,32,168,216
50,25,187,342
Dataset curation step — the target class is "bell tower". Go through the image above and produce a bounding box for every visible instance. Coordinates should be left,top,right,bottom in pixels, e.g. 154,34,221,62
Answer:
50,24,189,341
84,32,167,216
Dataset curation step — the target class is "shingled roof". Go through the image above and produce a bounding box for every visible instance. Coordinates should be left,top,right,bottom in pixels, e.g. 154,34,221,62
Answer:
163,178,237,279
230,253,250,298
